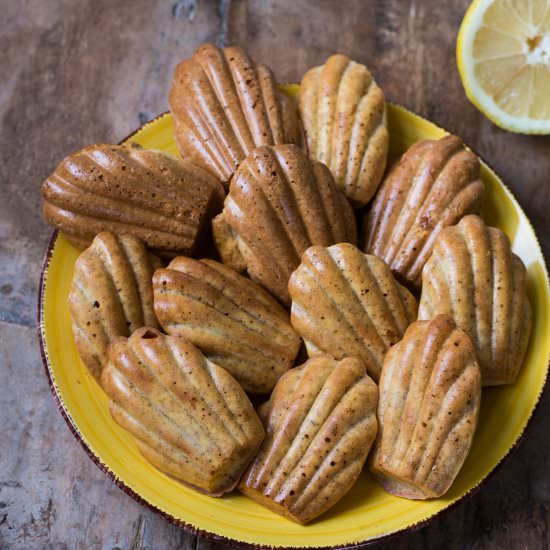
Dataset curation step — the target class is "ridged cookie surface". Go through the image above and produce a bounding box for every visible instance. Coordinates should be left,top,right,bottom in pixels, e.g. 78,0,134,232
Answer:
101,327,265,496
363,135,483,288
153,257,301,394
69,232,161,381
300,54,388,207
419,215,531,385
240,355,378,524
371,315,481,499
169,43,302,185
213,145,357,305
289,243,417,381
42,142,224,256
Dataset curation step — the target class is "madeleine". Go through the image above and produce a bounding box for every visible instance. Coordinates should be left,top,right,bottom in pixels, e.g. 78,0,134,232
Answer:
68,232,160,381
419,215,531,385
363,135,483,289
240,355,378,524
169,43,302,185
289,243,417,381
153,257,301,394
213,145,357,305
371,315,481,499
101,328,265,496
42,142,224,256
300,54,388,207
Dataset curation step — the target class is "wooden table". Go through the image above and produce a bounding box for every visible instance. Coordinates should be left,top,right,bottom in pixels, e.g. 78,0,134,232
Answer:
1,1,549,548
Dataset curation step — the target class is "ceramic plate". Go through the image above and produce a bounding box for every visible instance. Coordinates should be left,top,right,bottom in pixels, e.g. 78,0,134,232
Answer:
39,86,550,548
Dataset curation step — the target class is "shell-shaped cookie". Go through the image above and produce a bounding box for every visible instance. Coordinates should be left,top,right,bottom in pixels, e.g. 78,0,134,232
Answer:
152,257,301,394
363,135,483,288
101,327,265,496
169,43,302,185
371,315,481,499
69,232,161,381
299,54,388,207
213,145,357,305
42,142,225,256
289,243,418,381
418,215,532,385
239,355,378,524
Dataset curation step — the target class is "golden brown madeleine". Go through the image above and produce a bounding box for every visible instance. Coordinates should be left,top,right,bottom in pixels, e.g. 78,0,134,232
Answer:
363,135,483,289
169,43,302,185
152,257,301,394
371,315,481,499
213,145,357,305
289,243,417,381
299,54,388,207
240,355,378,524
101,327,265,496
42,142,225,256
418,215,532,385
68,232,161,381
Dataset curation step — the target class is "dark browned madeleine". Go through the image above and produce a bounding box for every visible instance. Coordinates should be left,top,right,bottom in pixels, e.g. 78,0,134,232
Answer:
419,215,531,385
153,257,301,394
240,355,378,524
363,135,483,289
289,243,417,381
213,144,357,305
169,43,302,185
371,315,481,499
101,327,265,496
68,232,161,381
300,54,388,207
42,142,224,256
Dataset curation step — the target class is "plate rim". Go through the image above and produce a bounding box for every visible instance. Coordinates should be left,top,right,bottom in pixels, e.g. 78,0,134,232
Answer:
37,106,550,549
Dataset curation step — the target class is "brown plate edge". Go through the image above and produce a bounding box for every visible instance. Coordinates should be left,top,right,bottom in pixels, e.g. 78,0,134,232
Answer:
36,108,550,550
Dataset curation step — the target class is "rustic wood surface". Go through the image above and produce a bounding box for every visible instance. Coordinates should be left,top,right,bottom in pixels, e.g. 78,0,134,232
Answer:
0,0,548,548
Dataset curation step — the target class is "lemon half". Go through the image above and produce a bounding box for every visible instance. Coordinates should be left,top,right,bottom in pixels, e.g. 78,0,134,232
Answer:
457,0,550,133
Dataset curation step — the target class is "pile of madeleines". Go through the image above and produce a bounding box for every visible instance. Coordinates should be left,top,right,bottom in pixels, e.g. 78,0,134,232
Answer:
41,43,532,525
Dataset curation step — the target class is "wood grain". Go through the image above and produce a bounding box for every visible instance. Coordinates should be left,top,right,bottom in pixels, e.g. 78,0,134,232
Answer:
0,0,548,548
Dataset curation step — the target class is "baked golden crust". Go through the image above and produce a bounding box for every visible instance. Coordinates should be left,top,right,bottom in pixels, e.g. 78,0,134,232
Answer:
68,232,161,381
363,135,483,289
288,243,417,381
418,215,532,385
239,355,378,524
371,315,481,499
213,144,357,305
152,257,301,394
42,142,224,256
299,54,388,207
101,327,265,496
169,43,302,185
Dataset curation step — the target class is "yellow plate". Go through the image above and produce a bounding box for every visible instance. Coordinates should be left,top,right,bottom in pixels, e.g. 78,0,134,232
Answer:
39,88,550,548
